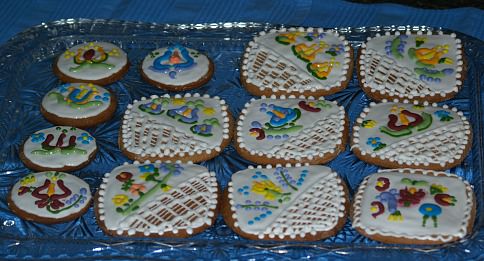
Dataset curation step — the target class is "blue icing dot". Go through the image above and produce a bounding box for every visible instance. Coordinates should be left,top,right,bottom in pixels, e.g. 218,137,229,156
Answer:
260,103,267,107
251,121,262,128
260,214,266,218
252,175,257,179
282,134,289,139
275,135,281,140
302,170,308,173
267,135,273,140
261,175,268,179
301,173,307,178
298,178,304,183
248,220,254,225
244,192,249,195
255,171,262,175
297,182,302,186
243,185,249,189
254,217,260,221
266,211,272,215
238,188,243,193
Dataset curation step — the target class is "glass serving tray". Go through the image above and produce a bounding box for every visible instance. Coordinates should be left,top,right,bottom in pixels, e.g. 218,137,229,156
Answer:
0,19,482,259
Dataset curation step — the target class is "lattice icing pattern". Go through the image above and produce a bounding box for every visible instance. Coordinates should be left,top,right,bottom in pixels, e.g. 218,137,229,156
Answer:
359,31,464,101
120,93,230,159
97,162,218,237
228,165,347,240
236,96,346,162
242,27,351,95
351,101,471,169
352,169,474,243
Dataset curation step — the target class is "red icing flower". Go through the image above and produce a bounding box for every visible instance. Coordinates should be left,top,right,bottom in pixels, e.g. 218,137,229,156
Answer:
18,186,30,195
375,177,390,192
129,183,146,196
32,179,72,210
398,187,425,207
116,172,133,182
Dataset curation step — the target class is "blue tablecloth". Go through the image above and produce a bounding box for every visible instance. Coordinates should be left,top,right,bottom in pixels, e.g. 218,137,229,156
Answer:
0,0,483,44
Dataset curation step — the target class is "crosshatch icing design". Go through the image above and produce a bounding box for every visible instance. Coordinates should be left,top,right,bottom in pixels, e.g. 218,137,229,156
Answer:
120,93,231,162
351,100,471,169
226,165,347,240
96,162,218,237
359,31,464,102
241,27,352,96
236,96,346,164
352,169,474,244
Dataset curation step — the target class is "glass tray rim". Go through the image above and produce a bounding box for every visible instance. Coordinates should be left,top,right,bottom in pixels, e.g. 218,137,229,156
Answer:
0,18,482,259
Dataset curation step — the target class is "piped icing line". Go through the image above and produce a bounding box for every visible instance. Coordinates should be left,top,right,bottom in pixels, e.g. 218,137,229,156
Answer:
227,164,347,240
9,171,92,221
351,99,471,170
120,93,231,162
22,126,97,170
96,160,218,237
359,31,464,102
242,27,352,96
235,95,347,164
56,42,128,81
352,169,474,243
41,83,112,119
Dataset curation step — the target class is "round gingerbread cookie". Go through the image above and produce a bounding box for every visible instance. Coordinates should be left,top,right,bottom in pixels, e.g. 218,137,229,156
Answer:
95,161,219,238
53,42,129,85
350,100,472,170
140,44,214,91
41,83,117,128
20,126,98,172
234,95,348,165
8,171,92,224
119,93,233,163
221,164,349,241
351,169,476,245
241,27,353,97
358,31,465,102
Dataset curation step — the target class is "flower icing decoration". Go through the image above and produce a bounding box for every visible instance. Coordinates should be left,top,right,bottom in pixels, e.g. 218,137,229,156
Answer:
149,44,196,79
69,42,118,72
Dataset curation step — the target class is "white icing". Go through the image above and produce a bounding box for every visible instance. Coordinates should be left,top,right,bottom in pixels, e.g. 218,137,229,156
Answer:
141,46,210,86
56,42,128,81
237,98,345,160
10,171,91,219
229,165,346,239
98,162,217,235
243,28,351,94
361,34,463,100
23,126,97,169
41,83,112,119
352,102,470,167
352,169,474,242
121,95,228,157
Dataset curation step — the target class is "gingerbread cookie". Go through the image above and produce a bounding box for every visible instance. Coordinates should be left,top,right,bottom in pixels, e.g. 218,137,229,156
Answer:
358,31,465,102
234,95,347,165
222,164,349,241
95,161,218,237
241,27,353,97
141,44,214,91
54,42,129,85
351,100,472,170
20,126,98,171
119,93,232,163
352,169,475,244
41,83,117,128
8,171,92,224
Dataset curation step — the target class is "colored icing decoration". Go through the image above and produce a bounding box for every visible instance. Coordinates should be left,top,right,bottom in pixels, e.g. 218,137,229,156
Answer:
352,101,471,170
141,45,210,86
242,28,352,96
120,94,230,162
237,97,346,164
23,126,97,169
360,32,464,102
375,177,390,191
352,169,474,243
96,162,218,236
228,165,347,240
9,171,91,220
57,42,128,81
42,83,112,119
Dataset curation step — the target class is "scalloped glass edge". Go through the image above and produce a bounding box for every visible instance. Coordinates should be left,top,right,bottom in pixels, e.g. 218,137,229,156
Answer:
0,19,482,259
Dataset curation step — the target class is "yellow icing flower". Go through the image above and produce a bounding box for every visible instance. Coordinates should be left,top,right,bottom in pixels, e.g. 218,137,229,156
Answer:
162,185,172,192
251,180,283,200
387,211,404,222
20,175,36,186
108,48,120,57
361,120,377,128
202,107,216,116
112,194,129,206
63,50,76,59
139,172,150,181
172,98,186,106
